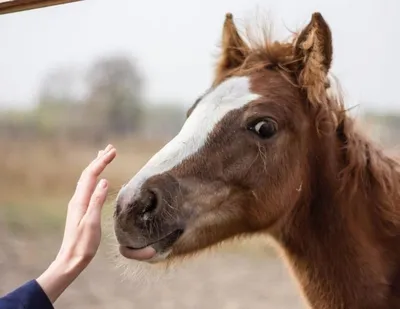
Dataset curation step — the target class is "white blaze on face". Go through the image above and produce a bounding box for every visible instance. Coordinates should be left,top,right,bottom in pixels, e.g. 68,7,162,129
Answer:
118,76,260,200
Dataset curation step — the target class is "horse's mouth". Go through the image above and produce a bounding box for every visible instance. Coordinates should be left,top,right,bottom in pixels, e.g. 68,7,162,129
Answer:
119,229,184,262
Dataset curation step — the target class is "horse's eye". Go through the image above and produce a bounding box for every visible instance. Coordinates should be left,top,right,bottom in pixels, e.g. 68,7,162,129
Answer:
249,119,277,139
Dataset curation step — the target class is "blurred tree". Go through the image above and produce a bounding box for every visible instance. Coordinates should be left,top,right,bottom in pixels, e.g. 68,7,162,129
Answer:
85,54,144,137
35,66,85,137
37,67,84,107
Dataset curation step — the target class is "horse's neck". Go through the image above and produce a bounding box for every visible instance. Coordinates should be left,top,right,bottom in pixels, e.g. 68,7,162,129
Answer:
278,197,392,309
277,135,400,309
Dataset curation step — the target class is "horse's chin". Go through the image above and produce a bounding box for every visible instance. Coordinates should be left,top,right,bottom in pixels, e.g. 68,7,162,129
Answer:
113,255,172,286
111,243,176,286
117,228,184,263
119,245,172,264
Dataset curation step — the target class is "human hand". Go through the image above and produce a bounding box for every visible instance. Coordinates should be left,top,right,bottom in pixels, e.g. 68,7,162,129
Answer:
56,144,116,268
37,144,117,303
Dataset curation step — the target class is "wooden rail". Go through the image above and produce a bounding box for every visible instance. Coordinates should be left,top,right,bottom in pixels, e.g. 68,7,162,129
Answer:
0,0,82,15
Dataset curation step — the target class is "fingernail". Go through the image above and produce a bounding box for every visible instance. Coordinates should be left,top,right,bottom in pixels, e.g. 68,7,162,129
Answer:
100,179,108,188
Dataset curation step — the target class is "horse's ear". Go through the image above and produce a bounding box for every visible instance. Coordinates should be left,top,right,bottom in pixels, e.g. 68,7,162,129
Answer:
293,12,333,104
215,13,249,80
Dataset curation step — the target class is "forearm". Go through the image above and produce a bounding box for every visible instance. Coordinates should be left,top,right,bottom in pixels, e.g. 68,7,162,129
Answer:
36,256,87,304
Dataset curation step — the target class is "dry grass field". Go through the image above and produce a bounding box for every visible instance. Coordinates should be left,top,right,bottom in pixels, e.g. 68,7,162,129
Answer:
0,136,305,309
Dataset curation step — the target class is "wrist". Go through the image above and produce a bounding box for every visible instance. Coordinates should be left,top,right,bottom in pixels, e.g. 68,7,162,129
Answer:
54,252,92,275
36,255,87,303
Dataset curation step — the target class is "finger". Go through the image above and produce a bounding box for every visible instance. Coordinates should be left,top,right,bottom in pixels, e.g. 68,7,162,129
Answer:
103,144,113,153
84,179,108,225
67,146,116,227
73,146,116,206
94,144,112,163
94,144,112,164
98,145,112,158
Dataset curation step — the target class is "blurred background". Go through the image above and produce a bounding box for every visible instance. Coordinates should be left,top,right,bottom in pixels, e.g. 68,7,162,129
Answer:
0,0,399,308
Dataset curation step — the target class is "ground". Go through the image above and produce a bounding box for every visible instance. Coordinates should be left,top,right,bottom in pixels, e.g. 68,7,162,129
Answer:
0,137,306,309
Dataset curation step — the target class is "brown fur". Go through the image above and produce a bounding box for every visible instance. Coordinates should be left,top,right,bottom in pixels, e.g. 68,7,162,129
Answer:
114,11,400,309
211,12,400,308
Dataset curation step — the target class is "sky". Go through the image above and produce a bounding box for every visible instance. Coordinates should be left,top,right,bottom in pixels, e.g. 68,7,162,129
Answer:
0,0,399,112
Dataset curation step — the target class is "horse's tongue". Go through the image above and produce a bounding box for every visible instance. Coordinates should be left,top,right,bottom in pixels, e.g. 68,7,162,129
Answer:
120,246,156,261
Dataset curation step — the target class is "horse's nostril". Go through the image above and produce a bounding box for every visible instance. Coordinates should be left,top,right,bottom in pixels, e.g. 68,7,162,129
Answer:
141,190,158,219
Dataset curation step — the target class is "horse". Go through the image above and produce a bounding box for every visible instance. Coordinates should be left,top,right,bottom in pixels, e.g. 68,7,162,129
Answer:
112,11,400,309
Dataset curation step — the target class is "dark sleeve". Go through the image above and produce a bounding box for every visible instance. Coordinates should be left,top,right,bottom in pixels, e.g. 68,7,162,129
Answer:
0,280,53,309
